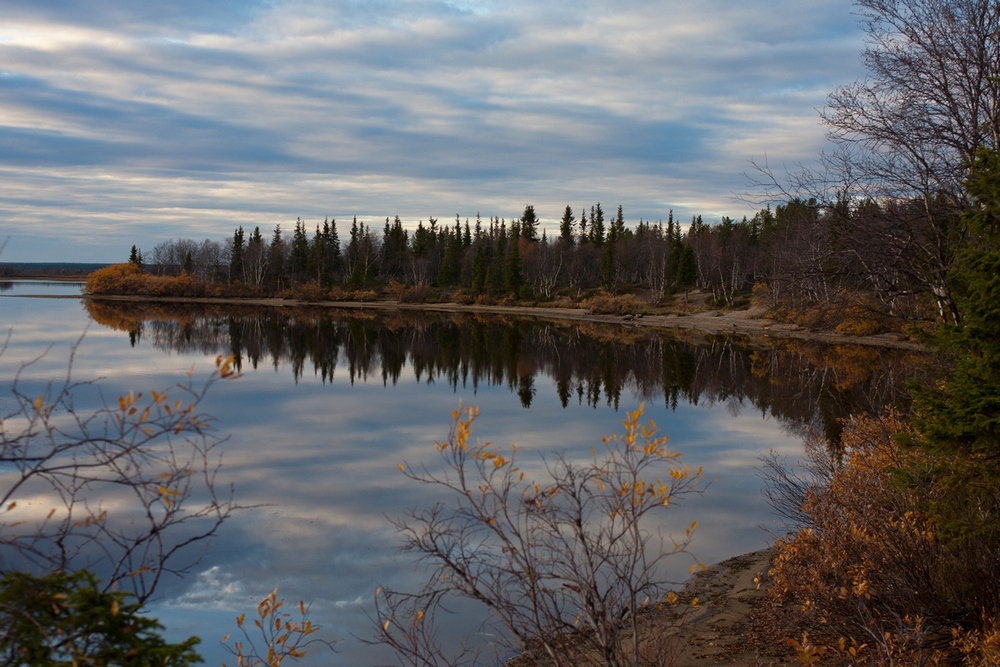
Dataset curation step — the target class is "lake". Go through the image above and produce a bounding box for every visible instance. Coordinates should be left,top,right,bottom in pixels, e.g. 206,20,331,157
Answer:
0,281,915,666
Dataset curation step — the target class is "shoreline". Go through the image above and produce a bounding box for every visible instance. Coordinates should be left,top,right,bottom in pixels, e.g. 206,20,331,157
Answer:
5,291,925,351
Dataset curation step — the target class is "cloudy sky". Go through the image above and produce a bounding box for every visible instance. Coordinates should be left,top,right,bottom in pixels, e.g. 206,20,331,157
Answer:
0,1,865,263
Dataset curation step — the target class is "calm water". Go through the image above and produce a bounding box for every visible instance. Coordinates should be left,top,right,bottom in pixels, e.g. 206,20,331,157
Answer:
0,283,914,666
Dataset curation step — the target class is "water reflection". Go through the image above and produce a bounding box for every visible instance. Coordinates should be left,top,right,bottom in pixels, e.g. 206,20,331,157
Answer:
0,296,923,666
0,279,83,296
86,300,918,447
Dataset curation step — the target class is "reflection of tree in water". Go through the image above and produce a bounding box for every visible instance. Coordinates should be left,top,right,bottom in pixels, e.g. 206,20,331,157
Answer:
84,301,921,441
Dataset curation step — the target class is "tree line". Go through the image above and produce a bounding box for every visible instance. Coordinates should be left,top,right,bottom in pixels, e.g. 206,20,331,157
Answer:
113,191,964,329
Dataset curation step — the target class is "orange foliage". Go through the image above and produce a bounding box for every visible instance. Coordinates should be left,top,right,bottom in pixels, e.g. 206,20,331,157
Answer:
84,264,215,298
84,263,145,295
768,413,999,665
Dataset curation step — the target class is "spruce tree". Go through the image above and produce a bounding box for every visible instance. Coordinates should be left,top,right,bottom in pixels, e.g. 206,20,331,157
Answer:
590,203,605,246
675,244,697,301
520,205,539,243
504,223,523,295
268,224,286,291
471,243,486,295
559,206,575,245
128,245,144,272
229,226,245,284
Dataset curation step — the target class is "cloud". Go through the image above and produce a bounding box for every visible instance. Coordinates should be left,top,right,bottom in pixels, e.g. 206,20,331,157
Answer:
0,0,866,261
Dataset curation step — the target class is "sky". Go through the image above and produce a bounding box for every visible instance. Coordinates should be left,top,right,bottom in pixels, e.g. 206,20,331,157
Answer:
0,1,866,263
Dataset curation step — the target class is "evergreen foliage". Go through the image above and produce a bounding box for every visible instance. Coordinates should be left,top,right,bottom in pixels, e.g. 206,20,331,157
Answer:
0,570,201,667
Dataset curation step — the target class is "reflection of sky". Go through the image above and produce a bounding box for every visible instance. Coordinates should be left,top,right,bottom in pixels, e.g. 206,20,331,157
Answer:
2,288,802,666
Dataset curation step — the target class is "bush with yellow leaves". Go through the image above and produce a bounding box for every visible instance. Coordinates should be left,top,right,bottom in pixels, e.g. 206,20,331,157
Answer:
372,404,704,667
222,588,333,667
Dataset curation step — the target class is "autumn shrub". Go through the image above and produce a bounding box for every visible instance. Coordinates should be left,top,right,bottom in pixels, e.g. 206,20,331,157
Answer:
148,273,209,297
385,279,407,301
583,292,645,315
84,262,145,295
84,264,220,298
751,282,775,310
287,280,328,302
765,413,1000,665
397,283,432,303
763,289,896,334
451,288,475,305
347,289,378,302
374,404,704,667
221,588,332,667
323,285,347,301
832,298,886,336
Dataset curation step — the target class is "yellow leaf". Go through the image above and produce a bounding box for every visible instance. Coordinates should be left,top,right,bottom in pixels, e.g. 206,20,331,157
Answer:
236,613,245,627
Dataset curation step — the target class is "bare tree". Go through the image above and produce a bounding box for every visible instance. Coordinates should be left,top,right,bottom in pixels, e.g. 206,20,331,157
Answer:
372,404,704,667
827,0,1000,198
750,0,1000,321
0,335,240,604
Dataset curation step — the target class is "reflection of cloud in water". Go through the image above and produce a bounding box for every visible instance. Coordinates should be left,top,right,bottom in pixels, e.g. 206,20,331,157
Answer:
166,566,248,611
2,298,917,666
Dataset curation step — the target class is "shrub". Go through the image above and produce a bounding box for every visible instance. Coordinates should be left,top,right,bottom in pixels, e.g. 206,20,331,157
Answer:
583,292,645,315
288,280,328,302
374,404,704,667
347,289,378,302
83,262,144,295
764,413,1000,665
397,283,433,304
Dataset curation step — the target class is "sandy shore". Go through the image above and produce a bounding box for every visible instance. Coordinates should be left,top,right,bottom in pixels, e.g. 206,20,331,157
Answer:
660,549,797,666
